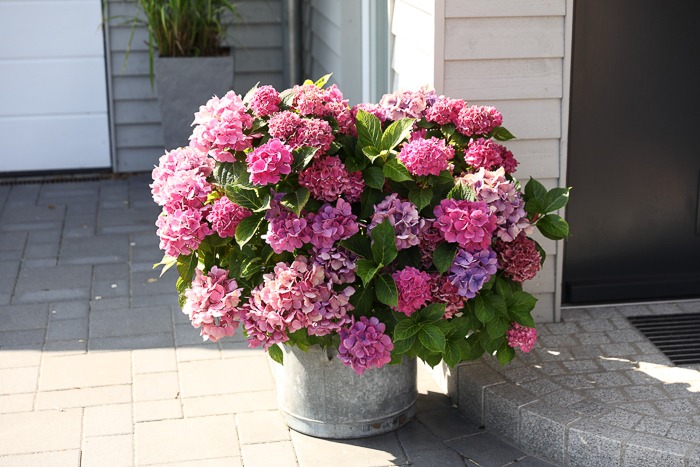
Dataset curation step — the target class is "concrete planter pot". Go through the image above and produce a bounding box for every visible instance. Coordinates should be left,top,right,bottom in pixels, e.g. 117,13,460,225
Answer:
273,344,417,439
155,52,234,150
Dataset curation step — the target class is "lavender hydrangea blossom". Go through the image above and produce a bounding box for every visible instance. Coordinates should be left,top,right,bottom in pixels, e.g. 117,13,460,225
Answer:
448,247,498,299
369,194,425,250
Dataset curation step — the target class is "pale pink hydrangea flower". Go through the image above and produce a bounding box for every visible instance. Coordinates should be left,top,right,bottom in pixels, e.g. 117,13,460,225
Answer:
246,138,293,185
455,105,503,137
190,91,253,162
369,194,425,250
268,111,302,140
460,168,531,242
392,266,432,316
378,86,437,120
433,199,497,252
249,85,281,117
506,323,538,353
337,316,394,375
464,138,518,174
153,169,212,211
156,207,212,257
495,234,542,283
306,198,359,250
397,136,455,176
288,117,334,153
430,273,466,319
151,146,213,206
424,97,465,126
183,266,243,341
206,196,252,238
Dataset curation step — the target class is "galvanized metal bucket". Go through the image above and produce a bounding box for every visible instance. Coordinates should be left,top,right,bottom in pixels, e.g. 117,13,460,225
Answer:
273,344,417,439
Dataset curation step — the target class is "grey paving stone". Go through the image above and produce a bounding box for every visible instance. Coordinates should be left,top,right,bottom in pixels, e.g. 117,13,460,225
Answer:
1,204,65,226
484,384,538,443
506,456,557,467
14,264,92,304
633,342,661,355
447,432,525,467
90,306,172,338
396,420,443,454
562,359,602,373
92,279,129,299
89,332,174,351
655,398,699,416
536,362,568,376
597,357,636,371
579,319,617,332
519,401,580,465
0,303,48,331
93,263,130,281
585,307,624,319
176,323,211,347
98,207,159,234
560,308,592,321
503,366,543,383
597,409,643,429
519,379,563,397
23,242,59,259
457,362,507,426
46,318,88,342
553,374,595,390
90,296,130,312
0,328,46,347
588,372,633,388
131,270,177,296
544,322,581,335
614,304,650,317
60,235,129,265
0,249,23,261
605,330,644,343
416,407,481,441
568,400,609,417
566,419,631,467
624,385,673,401
44,339,87,354
623,432,690,467
622,369,658,385
633,416,672,436
666,423,700,443
414,391,454,414
405,448,466,467
616,402,660,417
537,334,575,347
48,301,89,320
546,389,586,407
582,388,629,403
0,231,27,251
26,229,61,245
599,343,638,357
663,382,700,399
678,301,700,313
62,215,96,238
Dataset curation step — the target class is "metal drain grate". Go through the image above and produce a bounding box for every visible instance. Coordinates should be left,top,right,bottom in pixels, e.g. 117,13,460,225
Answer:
628,313,700,365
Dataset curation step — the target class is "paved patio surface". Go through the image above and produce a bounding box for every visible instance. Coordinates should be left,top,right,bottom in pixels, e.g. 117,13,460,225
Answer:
0,175,552,467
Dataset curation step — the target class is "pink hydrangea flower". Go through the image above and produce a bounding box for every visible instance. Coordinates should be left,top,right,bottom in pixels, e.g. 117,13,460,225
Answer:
246,138,293,185
430,273,466,319
337,316,394,375
464,138,518,174
299,156,352,202
369,194,425,250
306,198,359,250
292,83,329,116
312,246,357,285
183,266,243,341
460,168,531,242
424,96,465,126
393,266,432,316
455,105,503,137
156,207,212,257
288,117,334,153
344,171,365,203
397,136,455,176
152,169,212,211
263,206,311,253
190,91,253,162
433,199,497,252
378,86,437,120
506,323,538,353
151,146,213,206
306,283,355,337
495,234,541,283
268,111,302,140
206,196,252,238
249,85,281,117
418,220,443,269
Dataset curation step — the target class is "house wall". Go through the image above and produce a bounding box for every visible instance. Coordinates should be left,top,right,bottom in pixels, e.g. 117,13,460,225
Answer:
104,0,286,172
391,0,572,322
300,0,362,104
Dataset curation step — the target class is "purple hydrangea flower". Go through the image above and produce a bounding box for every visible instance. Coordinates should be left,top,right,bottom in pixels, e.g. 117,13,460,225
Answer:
306,199,359,250
369,194,425,250
337,316,394,375
448,247,498,298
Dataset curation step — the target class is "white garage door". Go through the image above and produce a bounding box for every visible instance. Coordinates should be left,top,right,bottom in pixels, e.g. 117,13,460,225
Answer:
0,0,111,173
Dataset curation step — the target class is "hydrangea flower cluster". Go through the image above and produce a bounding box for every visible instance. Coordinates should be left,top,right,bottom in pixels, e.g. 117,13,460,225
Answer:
338,316,394,375
506,323,538,353
153,77,569,375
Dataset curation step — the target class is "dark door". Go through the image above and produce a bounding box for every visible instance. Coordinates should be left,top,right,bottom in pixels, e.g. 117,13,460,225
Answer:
564,1,700,304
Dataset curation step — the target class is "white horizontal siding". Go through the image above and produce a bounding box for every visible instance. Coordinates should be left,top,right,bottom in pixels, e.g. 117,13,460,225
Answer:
105,0,286,172
445,0,565,18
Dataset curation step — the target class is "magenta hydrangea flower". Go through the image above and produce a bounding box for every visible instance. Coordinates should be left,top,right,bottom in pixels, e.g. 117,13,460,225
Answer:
206,196,252,238
246,138,293,185
460,168,531,242
151,146,213,206
249,85,281,117
448,247,498,298
263,205,311,254
299,155,352,202
190,91,253,162
156,207,212,257
397,136,455,176
433,199,497,252
506,323,538,353
288,117,334,153
312,246,357,285
378,86,437,120
344,172,365,203
306,198,359,250
495,234,542,283
430,273,466,320
418,220,443,269
292,83,329,116
424,96,465,126
464,138,518,174
369,194,425,250
337,316,394,375
392,266,432,316
268,111,302,140
183,266,243,341
455,105,503,137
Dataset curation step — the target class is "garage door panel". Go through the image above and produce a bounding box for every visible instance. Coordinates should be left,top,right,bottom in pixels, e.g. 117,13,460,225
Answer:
0,1,105,59
0,114,110,171
0,58,108,117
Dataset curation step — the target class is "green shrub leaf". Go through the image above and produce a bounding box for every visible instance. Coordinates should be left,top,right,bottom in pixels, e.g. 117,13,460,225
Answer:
419,324,446,352
370,219,398,265
356,259,381,285
394,319,421,341
408,187,433,211
383,158,413,182
356,110,382,148
433,242,458,274
292,147,318,171
268,344,284,365
363,166,386,190
376,274,398,307
491,126,516,141
339,233,372,258
537,214,570,240
381,118,415,151
418,303,447,323
543,187,571,213
281,187,310,217
349,283,374,315
235,214,263,248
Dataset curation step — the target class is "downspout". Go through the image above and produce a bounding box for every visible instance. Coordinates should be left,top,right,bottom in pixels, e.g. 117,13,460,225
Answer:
286,0,302,86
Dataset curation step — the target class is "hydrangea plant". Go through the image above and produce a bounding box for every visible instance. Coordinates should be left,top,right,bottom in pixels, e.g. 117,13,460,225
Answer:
152,75,570,375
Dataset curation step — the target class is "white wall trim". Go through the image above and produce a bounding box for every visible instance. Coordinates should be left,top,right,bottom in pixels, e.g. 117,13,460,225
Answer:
433,0,445,93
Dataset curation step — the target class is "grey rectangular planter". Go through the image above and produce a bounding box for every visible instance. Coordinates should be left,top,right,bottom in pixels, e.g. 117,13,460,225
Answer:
155,53,234,151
